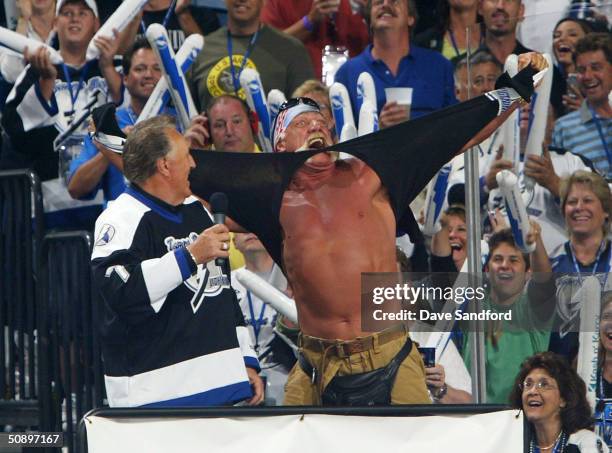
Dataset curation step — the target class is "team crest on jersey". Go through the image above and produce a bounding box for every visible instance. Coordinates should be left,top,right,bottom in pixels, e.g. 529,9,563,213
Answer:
95,224,116,246
165,233,230,313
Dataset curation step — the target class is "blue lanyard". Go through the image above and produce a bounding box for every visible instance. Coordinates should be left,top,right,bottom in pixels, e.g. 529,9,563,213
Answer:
126,105,138,125
587,103,611,169
476,130,499,160
226,28,260,95
569,240,610,275
61,61,91,119
140,0,177,34
247,291,267,351
486,130,499,156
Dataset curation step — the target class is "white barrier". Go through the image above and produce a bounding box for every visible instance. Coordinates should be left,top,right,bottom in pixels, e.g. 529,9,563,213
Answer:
85,409,523,453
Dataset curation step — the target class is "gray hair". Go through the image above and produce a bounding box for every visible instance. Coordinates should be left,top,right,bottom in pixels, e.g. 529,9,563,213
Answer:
123,115,176,185
455,50,502,74
454,50,502,89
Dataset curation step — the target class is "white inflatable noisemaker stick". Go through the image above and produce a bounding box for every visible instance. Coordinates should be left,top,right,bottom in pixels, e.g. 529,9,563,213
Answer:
357,99,378,136
146,24,197,130
137,33,204,123
86,0,148,61
422,162,453,236
496,170,535,253
500,54,520,175
0,26,63,64
523,53,554,191
239,68,272,152
329,82,354,140
576,276,601,411
267,89,286,130
356,71,377,114
234,268,298,325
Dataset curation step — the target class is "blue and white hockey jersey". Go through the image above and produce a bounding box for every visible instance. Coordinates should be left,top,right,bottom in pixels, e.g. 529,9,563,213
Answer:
91,185,258,407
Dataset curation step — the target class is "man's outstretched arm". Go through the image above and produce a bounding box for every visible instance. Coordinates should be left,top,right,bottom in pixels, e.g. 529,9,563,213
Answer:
458,52,549,154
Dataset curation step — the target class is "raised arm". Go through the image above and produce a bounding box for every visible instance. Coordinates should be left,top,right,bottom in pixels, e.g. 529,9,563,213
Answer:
94,31,123,104
459,52,549,155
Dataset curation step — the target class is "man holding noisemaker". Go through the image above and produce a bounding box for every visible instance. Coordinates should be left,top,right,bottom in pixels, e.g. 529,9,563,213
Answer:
462,226,554,404
68,38,166,205
189,53,549,405
1,0,123,230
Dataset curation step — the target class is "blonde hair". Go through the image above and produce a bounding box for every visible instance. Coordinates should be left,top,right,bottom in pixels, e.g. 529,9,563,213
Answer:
560,170,612,234
292,79,329,99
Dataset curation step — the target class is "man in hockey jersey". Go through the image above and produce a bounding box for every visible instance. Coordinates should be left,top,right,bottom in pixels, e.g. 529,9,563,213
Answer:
189,53,550,405
1,0,123,230
91,116,264,407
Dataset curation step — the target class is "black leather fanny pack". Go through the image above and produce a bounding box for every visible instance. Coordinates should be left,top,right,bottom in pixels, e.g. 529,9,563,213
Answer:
298,336,413,406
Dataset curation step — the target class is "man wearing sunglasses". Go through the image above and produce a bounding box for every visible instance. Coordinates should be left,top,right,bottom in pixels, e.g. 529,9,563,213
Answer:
266,95,432,405
189,52,549,406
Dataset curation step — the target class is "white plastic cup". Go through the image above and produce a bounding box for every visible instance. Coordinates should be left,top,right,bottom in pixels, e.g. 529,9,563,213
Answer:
385,87,413,121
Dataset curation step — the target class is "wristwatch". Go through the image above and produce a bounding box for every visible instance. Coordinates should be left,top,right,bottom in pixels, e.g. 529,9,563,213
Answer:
432,383,448,402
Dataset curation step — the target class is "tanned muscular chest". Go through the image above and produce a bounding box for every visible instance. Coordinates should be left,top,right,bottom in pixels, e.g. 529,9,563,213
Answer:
279,162,393,248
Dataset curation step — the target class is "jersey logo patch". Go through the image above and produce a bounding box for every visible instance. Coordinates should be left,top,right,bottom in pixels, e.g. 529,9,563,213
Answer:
164,232,230,313
95,224,116,246
186,261,230,313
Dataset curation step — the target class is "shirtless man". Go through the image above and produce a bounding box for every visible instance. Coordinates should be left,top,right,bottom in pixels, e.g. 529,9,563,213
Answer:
272,99,428,404
189,53,549,405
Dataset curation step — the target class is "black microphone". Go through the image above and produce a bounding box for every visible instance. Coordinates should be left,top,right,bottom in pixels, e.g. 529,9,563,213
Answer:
210,192,228,267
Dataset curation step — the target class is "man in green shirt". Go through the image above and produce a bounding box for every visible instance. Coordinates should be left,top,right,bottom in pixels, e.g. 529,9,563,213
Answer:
463,225,555,403
187,0,315,111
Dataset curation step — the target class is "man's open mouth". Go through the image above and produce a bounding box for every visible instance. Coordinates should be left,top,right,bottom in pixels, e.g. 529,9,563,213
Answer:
307,135,326,149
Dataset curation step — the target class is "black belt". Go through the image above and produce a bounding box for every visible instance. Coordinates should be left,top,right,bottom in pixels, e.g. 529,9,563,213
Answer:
298,336,413,406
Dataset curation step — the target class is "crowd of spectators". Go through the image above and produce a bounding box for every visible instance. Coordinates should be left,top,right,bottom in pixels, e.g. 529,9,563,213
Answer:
0,0,610,445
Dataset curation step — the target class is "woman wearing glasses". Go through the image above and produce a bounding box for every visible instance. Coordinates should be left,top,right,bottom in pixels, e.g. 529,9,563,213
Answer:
510,352,608,453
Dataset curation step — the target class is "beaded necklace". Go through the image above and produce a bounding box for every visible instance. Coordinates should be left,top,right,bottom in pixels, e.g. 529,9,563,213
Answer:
529,431,568,453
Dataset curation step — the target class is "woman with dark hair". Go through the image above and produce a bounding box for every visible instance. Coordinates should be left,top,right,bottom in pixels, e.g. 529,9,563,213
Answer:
510,352,608,452
414,0,482,60
553,18,593,77
552,17,592,112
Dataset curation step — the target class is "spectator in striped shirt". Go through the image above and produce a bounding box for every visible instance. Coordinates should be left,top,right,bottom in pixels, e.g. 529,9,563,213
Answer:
551,33,611,181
